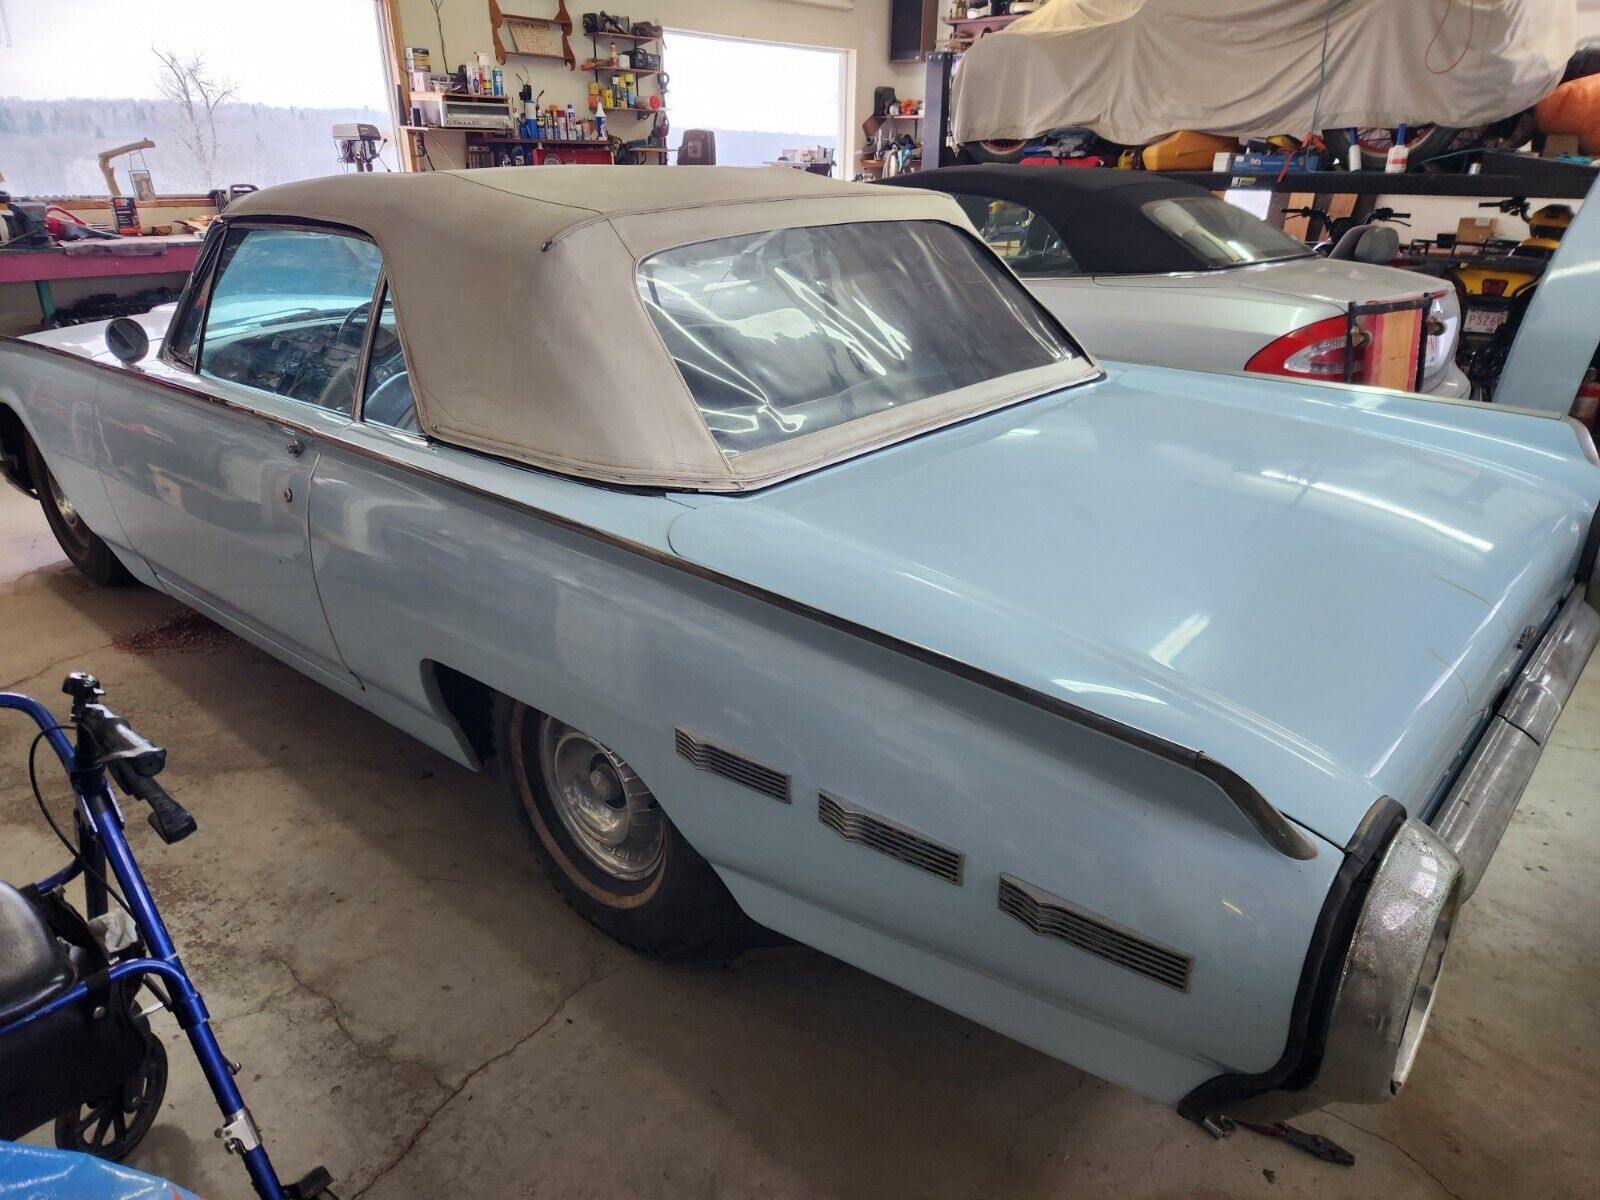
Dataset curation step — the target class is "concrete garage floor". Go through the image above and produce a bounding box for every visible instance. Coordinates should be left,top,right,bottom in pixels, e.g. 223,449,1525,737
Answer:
2,482,1597,1200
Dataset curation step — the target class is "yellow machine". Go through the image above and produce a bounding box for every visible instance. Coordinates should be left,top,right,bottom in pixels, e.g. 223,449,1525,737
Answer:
1137,130,1239,171
1447,202,1575,396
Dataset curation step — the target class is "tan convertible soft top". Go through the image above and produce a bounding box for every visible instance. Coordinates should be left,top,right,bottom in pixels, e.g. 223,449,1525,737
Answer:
227,167,1094,489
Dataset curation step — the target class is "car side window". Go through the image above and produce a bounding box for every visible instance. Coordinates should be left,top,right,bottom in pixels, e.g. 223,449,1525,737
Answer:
198,227,383,416
360,285,418,434
951,191,1080,277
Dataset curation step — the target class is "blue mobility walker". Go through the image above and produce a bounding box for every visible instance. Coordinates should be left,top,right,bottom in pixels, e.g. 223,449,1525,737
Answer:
0,673,332,1200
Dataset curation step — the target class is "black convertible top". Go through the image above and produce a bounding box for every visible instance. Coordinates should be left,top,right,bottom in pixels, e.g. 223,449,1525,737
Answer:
879,165,1235,275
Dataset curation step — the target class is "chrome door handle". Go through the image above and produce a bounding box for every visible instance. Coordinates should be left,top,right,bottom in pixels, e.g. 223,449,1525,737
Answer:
286,438,306,457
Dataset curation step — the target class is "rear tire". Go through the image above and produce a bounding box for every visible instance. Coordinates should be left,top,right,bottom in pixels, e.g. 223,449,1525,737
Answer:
1322,125,1460,171
958,138,1029,165
53,1030,167,1162
493,697,745,957
25,439,134,586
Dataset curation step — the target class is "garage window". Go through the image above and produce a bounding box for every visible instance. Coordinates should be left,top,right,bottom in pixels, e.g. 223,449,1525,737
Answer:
198,227,383,415
0,2,393,195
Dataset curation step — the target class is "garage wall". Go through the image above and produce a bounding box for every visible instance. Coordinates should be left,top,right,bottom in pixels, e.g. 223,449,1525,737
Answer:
392,0,923,172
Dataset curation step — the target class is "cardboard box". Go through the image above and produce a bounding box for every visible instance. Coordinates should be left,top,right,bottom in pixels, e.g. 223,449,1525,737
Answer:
1455,216,1497,244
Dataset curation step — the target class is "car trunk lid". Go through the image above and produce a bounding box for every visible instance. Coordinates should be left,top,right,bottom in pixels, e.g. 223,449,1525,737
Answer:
667,366,1596,846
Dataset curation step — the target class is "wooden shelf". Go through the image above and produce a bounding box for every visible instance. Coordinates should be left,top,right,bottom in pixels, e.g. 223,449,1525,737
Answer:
466,135,606,146
946,13,1022,34
589,30,658,43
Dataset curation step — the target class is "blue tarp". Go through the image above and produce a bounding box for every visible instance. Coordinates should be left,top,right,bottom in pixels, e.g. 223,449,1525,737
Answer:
0,1142,200,1200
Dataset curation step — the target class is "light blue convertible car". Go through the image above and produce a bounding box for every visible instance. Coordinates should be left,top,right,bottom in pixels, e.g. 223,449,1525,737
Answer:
1,168,1596,1135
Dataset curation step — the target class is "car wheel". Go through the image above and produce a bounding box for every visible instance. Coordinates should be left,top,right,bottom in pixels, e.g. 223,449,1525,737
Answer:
958,138,1029,164
25,439,134,586
1322,125,1461,170
53,1029,167,1162
494,697,745,957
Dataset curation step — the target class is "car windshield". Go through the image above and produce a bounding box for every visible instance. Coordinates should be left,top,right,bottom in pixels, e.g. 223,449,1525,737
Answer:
1142,196,1312,267
636,220,1079,458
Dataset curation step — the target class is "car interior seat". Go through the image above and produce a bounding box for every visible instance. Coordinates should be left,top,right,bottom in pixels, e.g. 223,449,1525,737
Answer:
1329,224,1400,264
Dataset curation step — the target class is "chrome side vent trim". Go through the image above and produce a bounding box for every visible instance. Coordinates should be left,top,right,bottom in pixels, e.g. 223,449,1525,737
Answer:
674,728,790,803
816,793,963,885
998,875,1192,992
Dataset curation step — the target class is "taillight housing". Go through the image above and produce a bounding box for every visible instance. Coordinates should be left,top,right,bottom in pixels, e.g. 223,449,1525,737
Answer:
1246,316,1368,382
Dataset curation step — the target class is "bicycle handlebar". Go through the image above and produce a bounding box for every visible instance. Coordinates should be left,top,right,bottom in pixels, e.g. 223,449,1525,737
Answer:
78,703,166,776
61,673,196,845
109,762,197,844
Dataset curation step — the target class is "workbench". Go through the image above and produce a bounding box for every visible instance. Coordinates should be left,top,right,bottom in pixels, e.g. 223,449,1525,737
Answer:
0,236,202,325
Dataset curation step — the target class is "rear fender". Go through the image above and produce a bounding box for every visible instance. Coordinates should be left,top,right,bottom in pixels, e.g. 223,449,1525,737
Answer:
0,339,140,563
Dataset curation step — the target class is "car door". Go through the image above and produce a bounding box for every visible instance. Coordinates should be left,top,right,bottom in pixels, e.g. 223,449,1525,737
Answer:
94,222,383,688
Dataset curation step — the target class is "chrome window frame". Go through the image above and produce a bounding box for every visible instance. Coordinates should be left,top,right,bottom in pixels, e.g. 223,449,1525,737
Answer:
160,221,230,373
352,275,424,440
163,218,387,422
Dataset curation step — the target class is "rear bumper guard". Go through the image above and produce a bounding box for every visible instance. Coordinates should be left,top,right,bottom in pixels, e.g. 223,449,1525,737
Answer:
1431,588,1599,899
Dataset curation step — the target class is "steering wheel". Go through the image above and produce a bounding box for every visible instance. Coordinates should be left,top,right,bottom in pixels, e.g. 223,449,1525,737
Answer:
333,303,371,350
363,369,418,432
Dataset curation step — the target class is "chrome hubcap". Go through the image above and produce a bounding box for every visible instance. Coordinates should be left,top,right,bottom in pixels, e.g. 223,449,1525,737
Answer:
538,718,664,881
48,473,82,530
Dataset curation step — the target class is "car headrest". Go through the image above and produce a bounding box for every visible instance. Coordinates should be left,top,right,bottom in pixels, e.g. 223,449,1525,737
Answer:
1329,224,1400,264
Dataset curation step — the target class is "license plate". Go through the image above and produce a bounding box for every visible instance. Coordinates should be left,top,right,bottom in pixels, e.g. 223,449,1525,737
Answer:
1464,308,1508,335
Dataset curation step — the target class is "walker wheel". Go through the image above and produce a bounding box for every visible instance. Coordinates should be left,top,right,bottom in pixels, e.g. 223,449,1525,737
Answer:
54,1032,168,1162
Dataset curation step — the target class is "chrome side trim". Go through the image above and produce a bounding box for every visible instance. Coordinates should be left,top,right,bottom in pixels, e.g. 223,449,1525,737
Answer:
674,728,790,803
817,792,964,884
4,335,1317,861
998,874,1192,992
1431,589,1600,899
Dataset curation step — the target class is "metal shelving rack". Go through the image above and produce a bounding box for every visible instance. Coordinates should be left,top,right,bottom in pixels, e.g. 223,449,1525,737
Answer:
583,29,667,143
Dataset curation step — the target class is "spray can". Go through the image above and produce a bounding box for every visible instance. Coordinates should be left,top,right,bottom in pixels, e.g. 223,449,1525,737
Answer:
1384,124,1409,174
594,96,607,141
492,68,504,97
566,103,577,141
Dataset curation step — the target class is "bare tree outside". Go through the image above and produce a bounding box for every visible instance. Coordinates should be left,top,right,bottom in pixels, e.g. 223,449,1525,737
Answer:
429,0,449,72
153,48,236,184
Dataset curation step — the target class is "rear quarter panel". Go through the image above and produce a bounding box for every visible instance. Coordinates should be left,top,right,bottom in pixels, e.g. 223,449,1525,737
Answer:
307,426,1340,1104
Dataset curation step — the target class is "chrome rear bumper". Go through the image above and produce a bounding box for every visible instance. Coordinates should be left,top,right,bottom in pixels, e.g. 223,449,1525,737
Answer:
1431,589,1600,899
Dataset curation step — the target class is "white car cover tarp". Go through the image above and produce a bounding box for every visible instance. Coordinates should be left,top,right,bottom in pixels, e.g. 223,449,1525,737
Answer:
952,0,1575,146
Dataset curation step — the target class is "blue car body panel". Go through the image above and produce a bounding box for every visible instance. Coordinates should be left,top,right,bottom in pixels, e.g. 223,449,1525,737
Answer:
670,363,1596,843
1,182,1597,1113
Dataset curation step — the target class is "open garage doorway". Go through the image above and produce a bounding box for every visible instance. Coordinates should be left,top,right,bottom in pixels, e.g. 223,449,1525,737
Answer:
662,30,849,175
